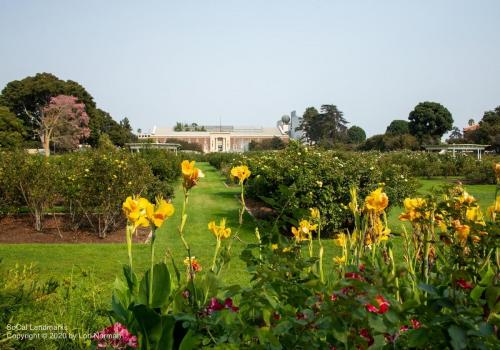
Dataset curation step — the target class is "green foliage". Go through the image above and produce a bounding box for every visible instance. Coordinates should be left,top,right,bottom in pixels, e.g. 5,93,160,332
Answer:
173,122,206,131
465,106,500,153
0,106,26,148
386,120,410,135
360,134,419,151
208,143,418,233
0,73,134,148
347,125,367,144
0,148,181,236
297,105,349,145
248,136,286,151
0,262,107,350
408,101,454,143
0,151,59,230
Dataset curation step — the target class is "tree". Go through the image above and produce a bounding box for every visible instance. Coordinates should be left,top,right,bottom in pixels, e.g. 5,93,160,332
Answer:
467,106,500,152
296,107,320,144
386,120,409,135
297,105,349,145
347,126,366,144
0,73,130,148
360,133,418,151
0,73,95,141
39,95,90,156
408,102,453,144
0,106,26,148
447,126,464,144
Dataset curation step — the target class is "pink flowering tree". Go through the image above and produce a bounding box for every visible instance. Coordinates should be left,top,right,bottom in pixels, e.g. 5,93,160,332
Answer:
40,95,90,156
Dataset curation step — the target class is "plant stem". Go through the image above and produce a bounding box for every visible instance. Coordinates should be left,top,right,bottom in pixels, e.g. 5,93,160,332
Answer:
211,239,221,272
126,225,133,269
149,232,155,307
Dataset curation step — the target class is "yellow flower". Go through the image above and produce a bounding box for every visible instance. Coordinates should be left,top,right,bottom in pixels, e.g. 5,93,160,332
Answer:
182,160,204,189
208,218,232,240
333,233,347,247
309,207,320,220
457,191,476,205
146,198,175,228
230,165,251,183
452,220,470,244
365,188,389,212
486,196,500,221
495,163,500,182
399,197,426,221
465,206,485,225
333,256,346,265
271,243,278,250
122,196,151,228
291,219,317,242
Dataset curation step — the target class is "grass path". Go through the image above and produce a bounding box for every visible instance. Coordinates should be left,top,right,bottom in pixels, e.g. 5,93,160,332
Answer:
0,163,256,297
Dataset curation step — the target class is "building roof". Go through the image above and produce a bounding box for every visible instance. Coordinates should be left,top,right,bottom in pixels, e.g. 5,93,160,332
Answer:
148,126,286,137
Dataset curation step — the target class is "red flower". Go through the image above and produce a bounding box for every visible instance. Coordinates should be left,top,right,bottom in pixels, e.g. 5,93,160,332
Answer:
273,312,281,321
330,294,338,301
400,325,409,333
224,298,239,312
365,295,390,314
410,319,421,329
345,272,364,281
359,328,374,346
456,279,473,289
359,264,366,272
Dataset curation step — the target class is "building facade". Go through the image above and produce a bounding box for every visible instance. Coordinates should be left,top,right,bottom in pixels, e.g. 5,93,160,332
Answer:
138,125,289,153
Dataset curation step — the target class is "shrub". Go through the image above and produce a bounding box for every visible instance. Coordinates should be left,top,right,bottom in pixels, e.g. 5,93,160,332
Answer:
0,151,58,230
58,149,158,237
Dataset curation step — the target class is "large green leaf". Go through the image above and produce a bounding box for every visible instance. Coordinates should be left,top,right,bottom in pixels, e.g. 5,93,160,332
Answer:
132,305,176,350
448,325,467,350
137,262,172,308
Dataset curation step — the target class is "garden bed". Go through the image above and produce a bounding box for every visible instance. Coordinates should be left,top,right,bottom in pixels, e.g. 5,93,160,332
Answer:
0,214,150,243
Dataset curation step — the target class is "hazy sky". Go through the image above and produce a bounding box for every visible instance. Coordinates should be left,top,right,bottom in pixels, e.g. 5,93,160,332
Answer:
1,0,499,136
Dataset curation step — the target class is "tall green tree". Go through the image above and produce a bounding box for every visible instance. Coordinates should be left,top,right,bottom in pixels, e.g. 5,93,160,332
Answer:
347,125,366,144
297,105,349,145
0,106,26,148
386,120,409,135
408,102,453,144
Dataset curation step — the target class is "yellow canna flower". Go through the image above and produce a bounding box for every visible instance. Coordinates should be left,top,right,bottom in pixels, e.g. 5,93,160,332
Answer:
230,165,251,183
208,218,232,240
452,220,470,244
291,219,317,242
122,196,151,228
399,197,426,221
146,198,175,228
457,191,476,205
333,233,347,247
365,188,389,212
309,207,320,220
333,256,346,265
182,160,204,190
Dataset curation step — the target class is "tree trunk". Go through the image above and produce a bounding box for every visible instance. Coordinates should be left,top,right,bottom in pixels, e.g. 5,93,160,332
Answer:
34,208,42,231
43,134,50,157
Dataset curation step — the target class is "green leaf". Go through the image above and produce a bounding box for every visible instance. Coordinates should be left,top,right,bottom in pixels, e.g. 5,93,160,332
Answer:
137,262,172,308
448,325,467,350
470,285,485,302
122,264,138,292
485,286,500,310
418,283,437,295
179,329,201,350
132,305,176,350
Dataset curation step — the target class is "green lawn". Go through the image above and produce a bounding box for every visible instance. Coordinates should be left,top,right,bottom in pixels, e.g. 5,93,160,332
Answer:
0,164,496,299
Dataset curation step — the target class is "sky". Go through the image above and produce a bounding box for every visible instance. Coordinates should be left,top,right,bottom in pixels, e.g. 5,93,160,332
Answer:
0,0,499,136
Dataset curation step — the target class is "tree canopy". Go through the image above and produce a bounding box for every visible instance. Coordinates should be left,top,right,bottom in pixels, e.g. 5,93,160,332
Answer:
347,126,366,144
386,120,409,135
297,105,349,145
0,106,26,148
465,106,500,152
408,102,453,143
0,73,134,148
